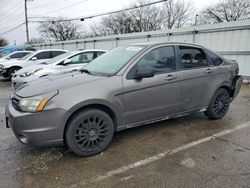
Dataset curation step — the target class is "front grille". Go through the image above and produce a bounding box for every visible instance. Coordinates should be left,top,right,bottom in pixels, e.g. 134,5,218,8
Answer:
11,95,22,111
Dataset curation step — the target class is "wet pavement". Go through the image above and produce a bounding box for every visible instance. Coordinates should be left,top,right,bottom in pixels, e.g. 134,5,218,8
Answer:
0,78,250,188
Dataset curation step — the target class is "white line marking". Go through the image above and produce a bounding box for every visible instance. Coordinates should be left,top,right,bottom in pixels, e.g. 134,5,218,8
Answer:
89,121,250,183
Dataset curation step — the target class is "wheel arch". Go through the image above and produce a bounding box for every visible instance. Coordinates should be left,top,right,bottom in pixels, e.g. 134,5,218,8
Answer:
63,101,121,144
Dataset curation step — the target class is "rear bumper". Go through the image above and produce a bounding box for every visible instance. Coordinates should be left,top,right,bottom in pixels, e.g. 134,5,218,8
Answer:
231,75,243,101
5,102,67,146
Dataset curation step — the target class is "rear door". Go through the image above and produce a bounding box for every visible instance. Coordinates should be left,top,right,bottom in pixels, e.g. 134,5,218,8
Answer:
122,45,183,125
177,45,216,111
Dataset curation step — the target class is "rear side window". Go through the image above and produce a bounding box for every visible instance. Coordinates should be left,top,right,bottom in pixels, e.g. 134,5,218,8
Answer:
34,51,51,59
179,46,207,69
9,52,30,59
135,46,176,75
69,52,94,64
206,50,223,66
51,51,65,58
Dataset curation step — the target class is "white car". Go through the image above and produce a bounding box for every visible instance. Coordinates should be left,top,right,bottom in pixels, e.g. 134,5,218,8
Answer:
0,49,67,79
12,49,106,90
0,51,33,62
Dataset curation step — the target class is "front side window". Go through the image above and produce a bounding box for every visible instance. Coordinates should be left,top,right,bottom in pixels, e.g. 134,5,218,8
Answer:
34,51,51,59
51,51,65,58
206,50,223,66
179,46,207,69
10,52,30,59
134,46,176,74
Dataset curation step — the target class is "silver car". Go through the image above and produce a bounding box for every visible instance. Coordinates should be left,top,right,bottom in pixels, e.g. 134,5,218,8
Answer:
11,49,106,90
0,51,32,62
0,49,67,79
5,42,242,156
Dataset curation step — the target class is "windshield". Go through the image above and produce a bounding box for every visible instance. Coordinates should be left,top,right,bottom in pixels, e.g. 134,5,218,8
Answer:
83,46,144,76
20,52,35,60
45,52,73,64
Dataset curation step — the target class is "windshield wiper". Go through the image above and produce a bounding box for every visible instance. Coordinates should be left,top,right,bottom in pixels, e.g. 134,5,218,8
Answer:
80,68,92,75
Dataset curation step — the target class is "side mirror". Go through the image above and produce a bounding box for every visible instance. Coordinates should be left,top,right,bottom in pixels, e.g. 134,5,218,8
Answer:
31,57,37,61
62,59,72,65
133,69,154,79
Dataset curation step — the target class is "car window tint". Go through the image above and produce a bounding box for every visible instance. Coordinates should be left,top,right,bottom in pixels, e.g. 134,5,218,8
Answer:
10,52,29,59
34,51,51,59
69,52,94,64
179,46,207,69
96,51,105,57
136,46,176,74
51,51,65,58
206,50,223,66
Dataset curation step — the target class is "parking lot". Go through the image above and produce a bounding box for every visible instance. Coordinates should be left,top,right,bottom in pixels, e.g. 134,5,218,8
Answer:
0,77,250,188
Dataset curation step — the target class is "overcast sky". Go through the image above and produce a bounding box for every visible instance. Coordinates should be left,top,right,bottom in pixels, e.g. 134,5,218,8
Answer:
0,0,218,45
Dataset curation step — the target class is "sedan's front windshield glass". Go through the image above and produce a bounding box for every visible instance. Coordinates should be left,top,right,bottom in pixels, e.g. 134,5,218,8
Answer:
45,52,73,64
20,52,35,60
82,46,145,76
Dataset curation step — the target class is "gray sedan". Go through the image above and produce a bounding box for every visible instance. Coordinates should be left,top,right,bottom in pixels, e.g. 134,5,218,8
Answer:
6,42,242,156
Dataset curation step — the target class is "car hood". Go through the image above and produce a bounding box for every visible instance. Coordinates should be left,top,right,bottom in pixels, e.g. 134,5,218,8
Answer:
16,72,107,97
14,64,51,75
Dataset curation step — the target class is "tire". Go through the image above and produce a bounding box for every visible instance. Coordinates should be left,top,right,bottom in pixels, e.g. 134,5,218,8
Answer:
7,67,20,79
205,88,230,119
65,109,115,156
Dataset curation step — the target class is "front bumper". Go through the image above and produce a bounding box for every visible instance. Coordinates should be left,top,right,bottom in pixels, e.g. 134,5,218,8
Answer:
5,102,67,146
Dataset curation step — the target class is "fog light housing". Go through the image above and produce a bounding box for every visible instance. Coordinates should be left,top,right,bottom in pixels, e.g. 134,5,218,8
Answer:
19,135,29,144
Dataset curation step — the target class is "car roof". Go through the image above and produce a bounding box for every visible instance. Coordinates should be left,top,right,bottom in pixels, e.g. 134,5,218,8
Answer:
35,49,68,52
130,42,205,49
77,49,107,52
10,51,33,54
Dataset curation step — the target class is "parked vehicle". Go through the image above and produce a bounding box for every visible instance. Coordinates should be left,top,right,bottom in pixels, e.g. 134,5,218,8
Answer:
0,49,67,78
0,45,36,59
12,49,106,90
0,51,32,62
5,42,242,156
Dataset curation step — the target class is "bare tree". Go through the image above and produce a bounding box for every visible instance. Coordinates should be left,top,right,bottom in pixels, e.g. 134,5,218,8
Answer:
29,37,46,44
0,38,8,47
162,0,194,29
91,0,164,36
38,17,83,41
200,0,250,24
130,0,164,32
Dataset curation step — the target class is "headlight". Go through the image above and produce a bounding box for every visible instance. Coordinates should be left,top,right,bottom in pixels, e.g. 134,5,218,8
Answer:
18,90,58,112
20,68,43,77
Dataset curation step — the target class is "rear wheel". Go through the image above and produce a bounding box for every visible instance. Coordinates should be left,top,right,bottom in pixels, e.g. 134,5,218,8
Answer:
65,109,114,156
205,88,230,119
7,67,20,79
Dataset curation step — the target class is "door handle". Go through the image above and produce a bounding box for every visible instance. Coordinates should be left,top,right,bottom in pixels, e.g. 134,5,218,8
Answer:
165,74,177,81
206,68,214,74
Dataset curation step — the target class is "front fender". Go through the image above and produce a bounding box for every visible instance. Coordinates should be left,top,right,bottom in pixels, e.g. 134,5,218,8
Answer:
63,99,123,130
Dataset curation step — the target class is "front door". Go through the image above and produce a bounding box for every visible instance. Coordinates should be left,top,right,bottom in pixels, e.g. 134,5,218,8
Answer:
122,45,183,125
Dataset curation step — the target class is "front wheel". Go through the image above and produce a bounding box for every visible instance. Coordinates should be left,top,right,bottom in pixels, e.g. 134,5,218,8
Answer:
205,88,230,119
65,109,114,156
7,67,20,79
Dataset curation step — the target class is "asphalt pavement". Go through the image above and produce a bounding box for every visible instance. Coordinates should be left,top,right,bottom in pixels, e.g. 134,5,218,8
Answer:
0,78,250,188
